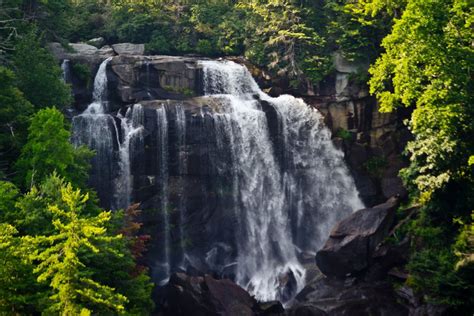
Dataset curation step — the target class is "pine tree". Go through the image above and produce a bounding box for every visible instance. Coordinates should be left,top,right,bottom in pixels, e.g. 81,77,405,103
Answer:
25,184,128,315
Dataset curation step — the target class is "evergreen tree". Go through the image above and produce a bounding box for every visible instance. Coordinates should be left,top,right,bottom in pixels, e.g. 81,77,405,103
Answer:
0,223,49,314
12,30,72,109
0,66,33,178
25,183,128,315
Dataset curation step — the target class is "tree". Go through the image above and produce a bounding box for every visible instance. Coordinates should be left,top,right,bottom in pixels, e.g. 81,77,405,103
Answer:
15,107,93,188
367,0,474,310
84,203,154,314
0,223,49,314
25,183,128,315
12,173,100,236
12,30,72,109
0,180,20,223
0,66,33,177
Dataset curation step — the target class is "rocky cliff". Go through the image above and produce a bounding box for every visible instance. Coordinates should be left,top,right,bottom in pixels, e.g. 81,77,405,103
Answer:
50,42,410,208
48,42,411,313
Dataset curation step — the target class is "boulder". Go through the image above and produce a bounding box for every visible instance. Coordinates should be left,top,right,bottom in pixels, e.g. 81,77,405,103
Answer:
158,273,281,316
47,42,68,60
289,277,407,316
316,196,400,278
87,37,105,48
112,43,145,55
97,45,114,55
69,43,98,55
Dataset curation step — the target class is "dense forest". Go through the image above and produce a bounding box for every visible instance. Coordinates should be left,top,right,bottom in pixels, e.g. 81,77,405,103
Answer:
0,0,473,315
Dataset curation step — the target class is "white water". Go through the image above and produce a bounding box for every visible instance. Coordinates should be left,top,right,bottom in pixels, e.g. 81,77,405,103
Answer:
200,60,364,302
73,57,364,304
72,57,146,210
61,59,71,83
156,106,170,280
114,104,144,210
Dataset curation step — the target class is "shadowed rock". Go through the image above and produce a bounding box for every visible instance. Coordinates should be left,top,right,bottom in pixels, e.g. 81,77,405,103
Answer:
316,196,400,278
158,273,284,316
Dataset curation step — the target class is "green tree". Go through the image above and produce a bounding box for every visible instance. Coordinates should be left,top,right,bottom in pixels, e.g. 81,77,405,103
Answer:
367,0,474,310
84,204,154,315
0,223,49,314
12,31,72,109
0,180,20,223
25,183,128,315
15,107,93,188
0,66,33,177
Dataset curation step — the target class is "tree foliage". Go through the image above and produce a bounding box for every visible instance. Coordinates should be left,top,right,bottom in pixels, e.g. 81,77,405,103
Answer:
366,0,474,310
0,66,33,177
25,184,127,315
12,31,72,109
15,107,93,189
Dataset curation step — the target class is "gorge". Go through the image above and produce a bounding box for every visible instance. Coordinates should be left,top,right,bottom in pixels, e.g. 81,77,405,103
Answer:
68,54,365,304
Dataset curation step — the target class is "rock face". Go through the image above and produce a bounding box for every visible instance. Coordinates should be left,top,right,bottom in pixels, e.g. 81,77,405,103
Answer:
112,43,145,55
289,278,407,316
289,197,409,316
108,55,203,107
157,273,284,316
316,197,400,278
300,53,410,206
50,43,412,312
49,42,409,207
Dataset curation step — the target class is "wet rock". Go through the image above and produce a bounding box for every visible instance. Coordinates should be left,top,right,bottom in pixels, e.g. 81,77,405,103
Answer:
316,197,400,278
108,55,203,106
289,277,407,316
257,301,285,315
158,273,258,316
112,43,145,55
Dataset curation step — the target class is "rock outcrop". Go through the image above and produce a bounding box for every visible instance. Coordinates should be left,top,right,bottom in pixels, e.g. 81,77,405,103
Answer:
316,196,400,278
289,197,410,316
302,53,410,206
112,43,145,55
108,55,203,107
157,273,284,316
48,42,409,206
289,278,407,316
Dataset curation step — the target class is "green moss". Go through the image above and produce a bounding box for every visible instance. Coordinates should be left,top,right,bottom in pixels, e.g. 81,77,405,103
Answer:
336,128,353,141
162,85,194,97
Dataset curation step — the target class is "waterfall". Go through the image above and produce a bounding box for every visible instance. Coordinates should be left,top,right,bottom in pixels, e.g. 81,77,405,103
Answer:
61,59,71,83
72,57,145,210
155,106,170,282
200,60,364,302
72,57,364,304
114,104,144,210
175,105,187,269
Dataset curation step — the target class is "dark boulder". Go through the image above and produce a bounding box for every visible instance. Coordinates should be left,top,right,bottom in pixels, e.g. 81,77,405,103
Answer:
316,196,400,278
289,277,407,316
158,273,284,316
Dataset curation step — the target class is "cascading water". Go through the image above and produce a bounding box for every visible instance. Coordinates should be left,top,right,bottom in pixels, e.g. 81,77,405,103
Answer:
72,58,145,210
72,57,364,304
200,60,364,302
61,59,71,83
114,104,144,210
